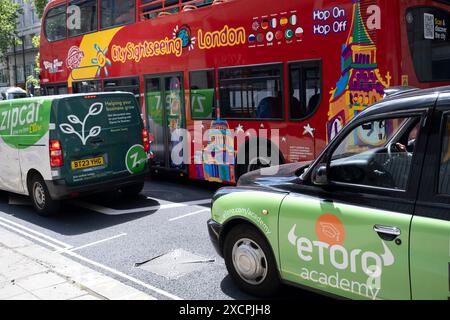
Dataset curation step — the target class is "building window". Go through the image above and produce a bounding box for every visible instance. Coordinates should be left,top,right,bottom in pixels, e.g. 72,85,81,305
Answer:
0,69,8,84
68,0,98,36
73,80,102,93
190,70,215,119
16,66,25,83
219,64,283,119
103,77,140,102
289,61,322,120
44,4,67,42
25,64,34,78
100,0,135,29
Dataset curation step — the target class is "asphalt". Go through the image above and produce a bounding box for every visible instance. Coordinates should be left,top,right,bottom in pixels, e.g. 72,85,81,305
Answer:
0,176,327,300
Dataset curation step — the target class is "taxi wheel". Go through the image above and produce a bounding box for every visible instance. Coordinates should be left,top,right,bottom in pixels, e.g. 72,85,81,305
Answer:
29,175,60,217
224,224,281,297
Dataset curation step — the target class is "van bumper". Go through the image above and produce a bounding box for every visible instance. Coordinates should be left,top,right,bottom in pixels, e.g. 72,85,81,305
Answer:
45,171,148,200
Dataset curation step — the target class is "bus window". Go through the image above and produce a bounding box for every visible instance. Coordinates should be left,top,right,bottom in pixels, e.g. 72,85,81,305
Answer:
289,61,322,120
68,0,98,37
73,80,102,93
141,0,214,19
44,4,67,42
190,70,215,119
406,7,450,82
103,77,140,102
100,0,135,29
44,84,68,96
219,64,283,120
58,86,68,95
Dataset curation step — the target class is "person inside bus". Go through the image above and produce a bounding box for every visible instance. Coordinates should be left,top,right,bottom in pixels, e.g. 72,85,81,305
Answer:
307,86,321,112
256,91,283,119
111,0,135,25
290,93,304,119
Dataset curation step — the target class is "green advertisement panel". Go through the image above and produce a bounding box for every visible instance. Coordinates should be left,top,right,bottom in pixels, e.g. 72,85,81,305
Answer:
0,98,52,149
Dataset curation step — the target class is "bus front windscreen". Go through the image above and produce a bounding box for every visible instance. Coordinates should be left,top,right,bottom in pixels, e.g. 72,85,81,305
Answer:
406,6,450,82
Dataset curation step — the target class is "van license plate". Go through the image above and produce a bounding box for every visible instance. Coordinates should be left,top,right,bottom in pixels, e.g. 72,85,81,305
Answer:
71,157,105,170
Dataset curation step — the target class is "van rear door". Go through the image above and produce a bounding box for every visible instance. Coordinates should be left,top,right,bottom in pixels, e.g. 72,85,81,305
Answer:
53,93,146,187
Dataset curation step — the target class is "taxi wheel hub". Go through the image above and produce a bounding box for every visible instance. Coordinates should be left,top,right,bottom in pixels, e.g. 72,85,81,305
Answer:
232,238,268,285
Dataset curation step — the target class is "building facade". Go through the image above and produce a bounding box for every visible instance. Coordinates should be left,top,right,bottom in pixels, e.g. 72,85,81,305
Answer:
0,0,40,89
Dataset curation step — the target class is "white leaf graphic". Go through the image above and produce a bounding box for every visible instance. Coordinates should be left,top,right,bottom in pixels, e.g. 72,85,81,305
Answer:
288,225,298,246
88,126,101,138
88,103,103,116
380,241,395,267
60,123,75,134
67,115,81,124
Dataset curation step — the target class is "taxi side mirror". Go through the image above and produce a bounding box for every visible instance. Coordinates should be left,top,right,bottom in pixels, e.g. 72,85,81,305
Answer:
312,164,329,186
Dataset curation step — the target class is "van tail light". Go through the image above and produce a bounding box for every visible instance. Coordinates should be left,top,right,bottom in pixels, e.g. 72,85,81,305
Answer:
50,140,63,168
142,128,150,153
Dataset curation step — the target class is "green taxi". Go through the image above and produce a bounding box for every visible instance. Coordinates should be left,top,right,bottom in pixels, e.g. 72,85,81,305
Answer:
208,86,450,300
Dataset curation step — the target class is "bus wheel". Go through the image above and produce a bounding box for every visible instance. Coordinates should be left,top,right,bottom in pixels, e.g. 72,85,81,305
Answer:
29,175,60,217
120,181,145,198
223,224,281,297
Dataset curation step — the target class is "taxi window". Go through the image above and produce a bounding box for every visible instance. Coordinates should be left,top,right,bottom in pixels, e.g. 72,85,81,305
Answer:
438,116,450,194
330,117,420,190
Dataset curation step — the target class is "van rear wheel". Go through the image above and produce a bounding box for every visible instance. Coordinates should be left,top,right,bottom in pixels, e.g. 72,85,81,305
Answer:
30,176,60,217
120,181,145,198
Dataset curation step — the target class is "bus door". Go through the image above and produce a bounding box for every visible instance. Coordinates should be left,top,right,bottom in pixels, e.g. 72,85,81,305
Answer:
145,73,186,171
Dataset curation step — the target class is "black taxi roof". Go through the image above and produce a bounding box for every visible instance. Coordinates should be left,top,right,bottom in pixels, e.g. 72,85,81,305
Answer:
359,85,450,119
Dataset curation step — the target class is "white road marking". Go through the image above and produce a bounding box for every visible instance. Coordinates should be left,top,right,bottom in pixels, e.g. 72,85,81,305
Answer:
71,198,211,215
169,209,211,222
0,215,181,300
0,216,73,249
55,233,127,253
0,220,69,251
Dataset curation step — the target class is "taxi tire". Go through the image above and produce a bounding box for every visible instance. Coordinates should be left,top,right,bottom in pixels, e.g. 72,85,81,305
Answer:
29,175,60,217
223,224,281,297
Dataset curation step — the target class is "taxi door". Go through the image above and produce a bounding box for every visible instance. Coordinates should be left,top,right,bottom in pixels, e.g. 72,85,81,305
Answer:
410,100,450,300
279,112,430,300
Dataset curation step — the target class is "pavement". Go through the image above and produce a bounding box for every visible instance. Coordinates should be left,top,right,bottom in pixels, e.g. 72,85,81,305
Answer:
0,226,154,300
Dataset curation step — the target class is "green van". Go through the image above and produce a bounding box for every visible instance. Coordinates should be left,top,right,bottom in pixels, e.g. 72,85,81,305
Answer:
0,92,150,216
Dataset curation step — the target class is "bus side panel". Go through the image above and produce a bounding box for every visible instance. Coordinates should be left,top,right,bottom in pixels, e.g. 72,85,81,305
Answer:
410,216,450,300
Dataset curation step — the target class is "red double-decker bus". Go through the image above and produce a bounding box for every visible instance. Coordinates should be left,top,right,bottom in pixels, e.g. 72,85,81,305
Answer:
40,0,450,184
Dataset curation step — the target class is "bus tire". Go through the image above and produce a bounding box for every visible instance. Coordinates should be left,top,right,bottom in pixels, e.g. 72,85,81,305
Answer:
29,175,60,217
223,224,281,297
120,181,145,197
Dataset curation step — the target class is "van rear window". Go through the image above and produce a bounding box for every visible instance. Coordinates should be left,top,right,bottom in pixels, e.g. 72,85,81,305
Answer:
55,94,141,131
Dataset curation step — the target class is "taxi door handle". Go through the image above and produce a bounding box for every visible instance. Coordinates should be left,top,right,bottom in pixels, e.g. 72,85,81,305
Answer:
373,225,401,241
